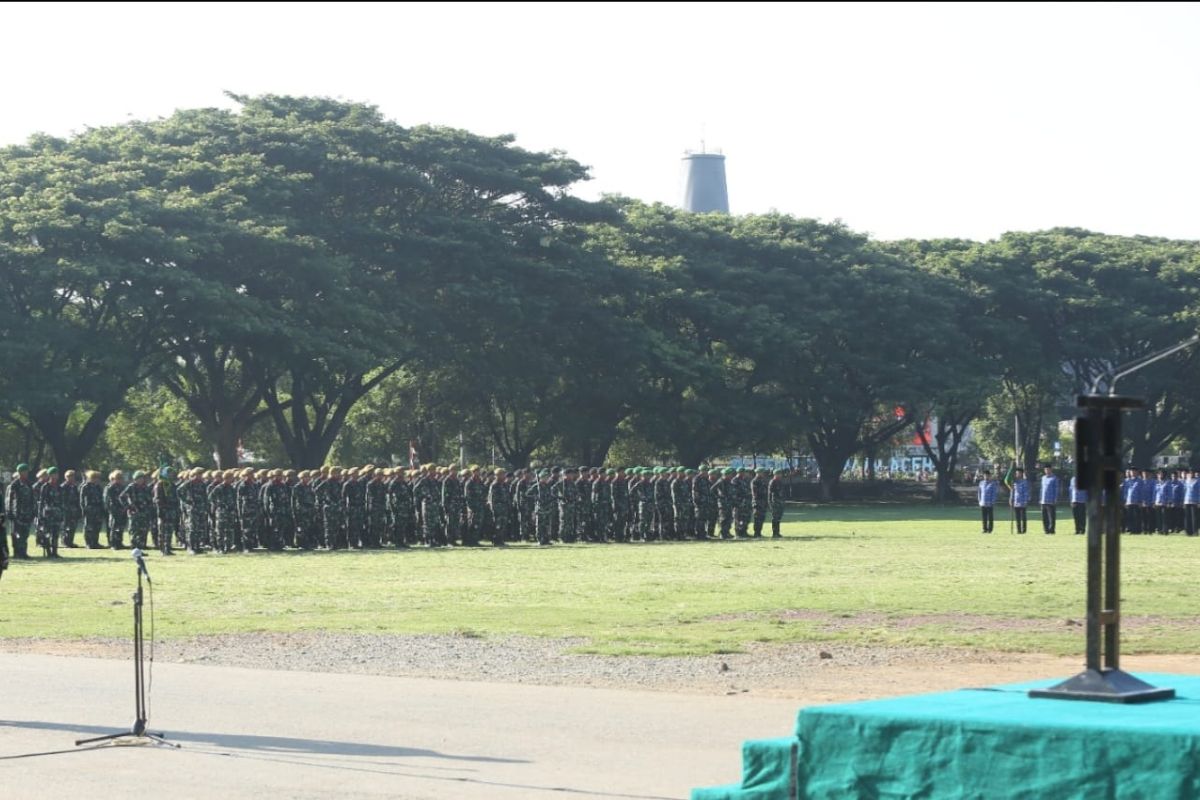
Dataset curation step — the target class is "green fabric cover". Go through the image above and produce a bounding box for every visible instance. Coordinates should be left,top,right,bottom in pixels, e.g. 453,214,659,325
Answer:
693,673,1200,800
692,737,797,800
796,673,1200,799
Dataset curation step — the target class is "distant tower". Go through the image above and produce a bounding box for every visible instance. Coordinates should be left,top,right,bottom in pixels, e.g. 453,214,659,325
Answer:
680,150,729,213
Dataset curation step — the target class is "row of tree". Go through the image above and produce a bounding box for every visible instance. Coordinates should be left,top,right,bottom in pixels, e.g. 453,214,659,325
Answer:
2,95,1198,501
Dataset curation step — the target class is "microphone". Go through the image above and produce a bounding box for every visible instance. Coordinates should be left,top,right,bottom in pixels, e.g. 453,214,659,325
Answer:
131,548,151,584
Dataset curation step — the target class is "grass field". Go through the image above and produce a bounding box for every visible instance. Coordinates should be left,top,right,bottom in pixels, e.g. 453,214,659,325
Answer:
3,505,1199,657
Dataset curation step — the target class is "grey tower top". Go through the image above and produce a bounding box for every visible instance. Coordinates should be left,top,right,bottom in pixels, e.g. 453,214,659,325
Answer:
680,152,729,213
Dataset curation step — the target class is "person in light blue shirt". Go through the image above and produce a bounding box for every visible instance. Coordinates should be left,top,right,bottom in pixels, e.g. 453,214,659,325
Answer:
1039,465,1059,534
1008,468,1029,534
1121,469,1140,533
1184,469,1199,537
1069,473,1088,535
1170,472,1185,533
1153,469,1171,535
978,470,998,534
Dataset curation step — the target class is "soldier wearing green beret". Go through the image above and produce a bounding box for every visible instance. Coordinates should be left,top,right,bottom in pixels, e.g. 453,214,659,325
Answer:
768,469,786,538
5,463,36,559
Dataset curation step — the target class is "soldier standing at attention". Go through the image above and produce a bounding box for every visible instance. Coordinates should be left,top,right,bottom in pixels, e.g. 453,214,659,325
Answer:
152,468,179,555
80,470,106,549
292,471,319,549
5,464,36,559
1040,464,1060,535
463,466,487,547
733,468,753,538
714,468,734,539
104,470,127,549
1007,468,1029,534
120,471,154,550
61,470,82,548
208,471,240,552
364,466,387,548
750,468,770,538
486,469,511,546
978,469,998,534
38,467,65,558
768,469,786,538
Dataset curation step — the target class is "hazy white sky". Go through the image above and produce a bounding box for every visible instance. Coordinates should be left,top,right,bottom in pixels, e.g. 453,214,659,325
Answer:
4,1,1199,241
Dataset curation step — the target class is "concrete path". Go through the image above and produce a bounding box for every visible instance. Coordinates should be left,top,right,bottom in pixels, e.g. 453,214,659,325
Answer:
0,653,800,799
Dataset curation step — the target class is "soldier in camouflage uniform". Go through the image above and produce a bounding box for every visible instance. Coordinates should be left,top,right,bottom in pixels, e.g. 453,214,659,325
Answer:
527,470,554,546
388,469,416,547
486,469,511,546
693,468,716,539
610,468,630,542
732,468,753,538
441,467,465,546
554,467,580,543
120,471,154,550
80,470,106,549
105,470,128,549
61,470,82,548
262,470,292,551
514,470,534,542
235,468,261,551
635,468,655,541
463,466,487,547
713,468,733,539
751,468,770,538
5,464,36,559
591,470,613,543
37,467,64,558
317,467,346,549
672,469,695,541
292,470,320,549
208,471,240,552
768,469,786,538
152,468,179,555
178,469,210,553
654,468,675,541
363,467,387,548
415,465,446,547
342,467,367,549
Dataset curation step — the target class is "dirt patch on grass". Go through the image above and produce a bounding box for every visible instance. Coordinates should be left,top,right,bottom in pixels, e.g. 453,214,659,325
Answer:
4,632,1200,703
708,609,1200,635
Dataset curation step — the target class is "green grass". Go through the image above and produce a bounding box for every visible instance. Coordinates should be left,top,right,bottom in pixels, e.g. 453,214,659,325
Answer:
4,505,1200,657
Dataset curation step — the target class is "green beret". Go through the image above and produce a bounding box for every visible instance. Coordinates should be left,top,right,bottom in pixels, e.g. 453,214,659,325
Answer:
723,467,735,475
46,466,58,475
132,470,145,480
774,468,785,475
686,469,697,475
15,463,29,472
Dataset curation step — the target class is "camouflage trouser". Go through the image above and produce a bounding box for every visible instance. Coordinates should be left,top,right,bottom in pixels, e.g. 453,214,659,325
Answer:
637,502,652,541
185,515,210,552
465,506,484,546
240,511,260,550
10,520,32,558
734,504,751,537
83,510,105,548
215,514,240,552
559,505,578,543
444,506,464,545
346,511,366,549
422,504,445,546
322,508,346,549
752,506,767,536
593,509,611,542
63,513,81,547
128,513,150,550
675,507,695,539
656,503,674,541
770,501,784,537
108,513,127,548
365,511,386,548
717,503,732,538
156,513,179,554
394,508,415,546
612,510,628,542
534,507,551,545
295,511,319,549
40,513,62,557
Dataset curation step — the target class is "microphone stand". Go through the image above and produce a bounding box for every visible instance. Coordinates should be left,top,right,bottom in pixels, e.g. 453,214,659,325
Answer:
76,553,179,748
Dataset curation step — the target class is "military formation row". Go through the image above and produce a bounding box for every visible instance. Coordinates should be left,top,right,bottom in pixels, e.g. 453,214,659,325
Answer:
1,463,791,559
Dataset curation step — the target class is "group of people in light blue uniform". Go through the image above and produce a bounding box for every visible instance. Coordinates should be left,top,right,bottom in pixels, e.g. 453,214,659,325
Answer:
978,465,1200,537
1120,468,1200,536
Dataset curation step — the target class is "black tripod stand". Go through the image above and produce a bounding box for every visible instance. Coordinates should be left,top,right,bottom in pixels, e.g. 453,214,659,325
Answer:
76,552,179,748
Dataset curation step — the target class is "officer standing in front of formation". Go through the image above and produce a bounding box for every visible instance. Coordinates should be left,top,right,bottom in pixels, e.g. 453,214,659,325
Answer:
1040,464,1059,534
1069,471,1088,535
5,464,36,558
1008,468,1029,534
978,469,998,534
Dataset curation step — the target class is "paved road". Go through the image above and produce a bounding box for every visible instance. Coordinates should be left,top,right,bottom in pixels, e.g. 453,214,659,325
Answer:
0,653,800,799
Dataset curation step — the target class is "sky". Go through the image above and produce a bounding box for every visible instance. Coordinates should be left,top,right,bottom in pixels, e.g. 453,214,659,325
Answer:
4,1,1199,242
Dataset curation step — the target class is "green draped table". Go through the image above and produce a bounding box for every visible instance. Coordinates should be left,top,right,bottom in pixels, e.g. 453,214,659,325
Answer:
693,673,1200,800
